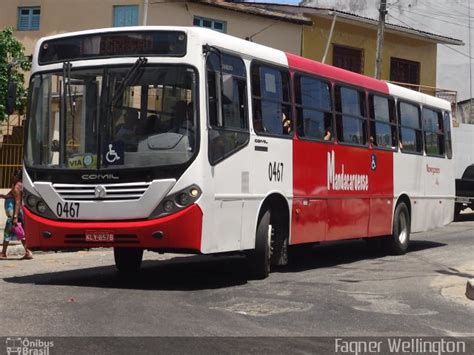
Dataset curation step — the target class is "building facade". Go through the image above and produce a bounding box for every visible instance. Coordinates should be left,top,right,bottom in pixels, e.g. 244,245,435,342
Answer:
0,0,308,58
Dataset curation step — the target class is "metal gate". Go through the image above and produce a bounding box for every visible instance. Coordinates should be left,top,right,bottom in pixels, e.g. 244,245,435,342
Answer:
0,114,24,188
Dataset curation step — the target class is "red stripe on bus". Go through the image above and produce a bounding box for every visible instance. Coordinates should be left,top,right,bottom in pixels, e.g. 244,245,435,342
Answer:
24,204,203,252
286,53,389,94
291,143,394,245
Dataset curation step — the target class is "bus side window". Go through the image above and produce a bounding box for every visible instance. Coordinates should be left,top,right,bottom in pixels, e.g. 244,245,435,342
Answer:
251,63,292,136
399,102,423,154
335,85,367,145
444,112,453,159
368,94,397,149
295,74,332,141
207,52,249,165
423,108,444,157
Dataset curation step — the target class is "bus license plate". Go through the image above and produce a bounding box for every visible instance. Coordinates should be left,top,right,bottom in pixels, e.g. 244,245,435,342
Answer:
85,231,114,242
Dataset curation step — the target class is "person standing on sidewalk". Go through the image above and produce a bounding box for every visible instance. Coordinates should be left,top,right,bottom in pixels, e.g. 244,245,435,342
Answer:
0,169,32,259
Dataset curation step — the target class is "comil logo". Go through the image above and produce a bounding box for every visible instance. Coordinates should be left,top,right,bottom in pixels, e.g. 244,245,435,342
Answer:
5,337,54,355
327,150,369,191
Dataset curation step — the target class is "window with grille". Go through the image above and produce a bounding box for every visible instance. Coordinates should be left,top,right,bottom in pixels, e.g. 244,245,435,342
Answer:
17,7,40,31
390,57,420,86
333,45,363,74
113,5,139,27
193,16,226,33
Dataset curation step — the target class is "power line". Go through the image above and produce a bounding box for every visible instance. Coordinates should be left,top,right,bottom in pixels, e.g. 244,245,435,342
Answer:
416,0,471,19
402,9,470,28
388,14,473,60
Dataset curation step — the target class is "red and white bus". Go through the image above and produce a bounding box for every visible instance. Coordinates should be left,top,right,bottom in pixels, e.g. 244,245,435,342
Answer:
21,27,454,278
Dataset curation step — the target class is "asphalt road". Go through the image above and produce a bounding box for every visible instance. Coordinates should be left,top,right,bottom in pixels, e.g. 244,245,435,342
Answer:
0,214,473,353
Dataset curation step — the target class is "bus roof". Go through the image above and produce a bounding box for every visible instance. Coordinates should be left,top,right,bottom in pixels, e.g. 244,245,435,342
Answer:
32,26,452,111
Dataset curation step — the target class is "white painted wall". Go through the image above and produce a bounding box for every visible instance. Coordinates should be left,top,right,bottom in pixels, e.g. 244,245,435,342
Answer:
453,123,474,178
303,0,472,100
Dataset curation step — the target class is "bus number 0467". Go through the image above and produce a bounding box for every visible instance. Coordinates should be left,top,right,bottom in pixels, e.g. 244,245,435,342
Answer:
56,202,80,218
268,162,284,182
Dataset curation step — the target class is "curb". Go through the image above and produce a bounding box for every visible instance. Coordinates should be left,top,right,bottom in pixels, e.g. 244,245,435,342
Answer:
467,279,474,300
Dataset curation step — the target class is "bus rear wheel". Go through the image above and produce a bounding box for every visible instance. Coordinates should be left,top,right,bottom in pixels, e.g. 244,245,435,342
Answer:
114,248,144,273
385,202,410,255
247,209,272,279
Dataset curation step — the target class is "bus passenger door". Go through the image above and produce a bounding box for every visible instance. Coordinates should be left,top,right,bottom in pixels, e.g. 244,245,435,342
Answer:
205,51,249,253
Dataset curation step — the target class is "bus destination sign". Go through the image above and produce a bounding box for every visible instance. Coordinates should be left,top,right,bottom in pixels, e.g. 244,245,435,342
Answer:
39,31,187,64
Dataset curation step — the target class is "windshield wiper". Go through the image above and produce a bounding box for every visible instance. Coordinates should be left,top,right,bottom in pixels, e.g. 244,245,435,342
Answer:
111,57,147,107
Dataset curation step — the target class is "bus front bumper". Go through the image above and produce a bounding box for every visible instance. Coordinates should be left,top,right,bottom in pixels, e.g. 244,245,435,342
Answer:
23,204,203,252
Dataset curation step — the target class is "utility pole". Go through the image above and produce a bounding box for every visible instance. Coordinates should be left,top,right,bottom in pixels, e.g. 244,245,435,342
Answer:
143,0,149,26
374,0,387,79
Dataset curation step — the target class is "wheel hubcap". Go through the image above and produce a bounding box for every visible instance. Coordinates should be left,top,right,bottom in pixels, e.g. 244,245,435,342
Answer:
398,212,407,244
267,224,274,257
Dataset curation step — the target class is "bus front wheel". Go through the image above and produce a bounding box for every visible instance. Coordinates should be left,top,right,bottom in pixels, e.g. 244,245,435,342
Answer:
385,202,410,255
247,209,272,279
114,248,144,273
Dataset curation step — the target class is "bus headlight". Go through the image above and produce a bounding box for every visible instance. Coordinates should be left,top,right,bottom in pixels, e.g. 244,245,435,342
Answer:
36,201,47,214
23,188,56,220
150,185,202,218
26,194,38,208
177,193,190,206
163,200,175,213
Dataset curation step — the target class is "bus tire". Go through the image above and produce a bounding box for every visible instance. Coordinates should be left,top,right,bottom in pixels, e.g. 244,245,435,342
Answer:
454,203,462,220
247,209,272,279
385,202,410,255
114,247,144,273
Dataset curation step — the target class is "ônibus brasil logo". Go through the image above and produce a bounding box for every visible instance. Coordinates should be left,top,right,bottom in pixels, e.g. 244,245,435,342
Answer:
327,150,369,191
5,337,54,355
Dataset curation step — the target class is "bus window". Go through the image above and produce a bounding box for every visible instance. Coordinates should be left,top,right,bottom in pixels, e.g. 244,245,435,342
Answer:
398,102,422,153
444,112,453,159
251,63,292,136
368,94,397,149
423,108,444,157
335,85,367,145
295,74,332,141
207,52,249,165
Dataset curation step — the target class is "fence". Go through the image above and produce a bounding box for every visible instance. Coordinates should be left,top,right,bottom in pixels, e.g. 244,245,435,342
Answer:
0,114,24,188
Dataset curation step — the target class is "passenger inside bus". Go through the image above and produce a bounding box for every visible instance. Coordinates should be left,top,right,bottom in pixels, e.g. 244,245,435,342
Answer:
282,112,292,135
116,108,139,149
324,127,332,141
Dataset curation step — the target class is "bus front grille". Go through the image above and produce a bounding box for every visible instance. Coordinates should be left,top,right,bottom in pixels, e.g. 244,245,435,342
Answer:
52,182,151,201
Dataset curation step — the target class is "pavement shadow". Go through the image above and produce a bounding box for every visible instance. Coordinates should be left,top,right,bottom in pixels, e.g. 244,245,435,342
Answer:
4,254,249,291
4,239,446,290
277,239,447,273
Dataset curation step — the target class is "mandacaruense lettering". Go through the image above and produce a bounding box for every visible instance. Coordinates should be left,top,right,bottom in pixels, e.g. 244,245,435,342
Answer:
327,150,369,191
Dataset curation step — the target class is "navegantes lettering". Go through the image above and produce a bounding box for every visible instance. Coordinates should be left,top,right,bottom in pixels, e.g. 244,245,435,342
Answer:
327,150,369,191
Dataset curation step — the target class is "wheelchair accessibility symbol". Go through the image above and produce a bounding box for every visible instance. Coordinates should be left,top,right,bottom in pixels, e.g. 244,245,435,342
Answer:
371,154,377,171
104,142,124,165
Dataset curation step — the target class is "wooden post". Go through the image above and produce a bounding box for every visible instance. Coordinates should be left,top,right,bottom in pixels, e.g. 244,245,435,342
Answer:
374,0,387,79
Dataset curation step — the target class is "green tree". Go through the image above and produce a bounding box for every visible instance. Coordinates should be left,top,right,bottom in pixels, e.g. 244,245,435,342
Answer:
0,27,31,121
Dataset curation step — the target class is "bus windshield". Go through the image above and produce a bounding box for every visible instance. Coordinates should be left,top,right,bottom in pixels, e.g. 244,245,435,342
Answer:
26,64,198,170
